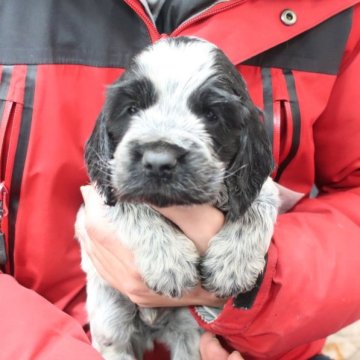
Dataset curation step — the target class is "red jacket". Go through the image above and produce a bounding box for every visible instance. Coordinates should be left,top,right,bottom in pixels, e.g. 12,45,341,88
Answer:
1,1,360,359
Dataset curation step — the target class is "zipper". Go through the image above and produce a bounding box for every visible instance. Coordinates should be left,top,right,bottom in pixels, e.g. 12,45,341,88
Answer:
171,0,246,36
124,0,161,41
125,0,245,41
272,100,281,178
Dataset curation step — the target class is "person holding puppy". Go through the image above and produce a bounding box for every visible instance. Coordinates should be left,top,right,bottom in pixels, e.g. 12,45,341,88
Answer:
1,1,360,360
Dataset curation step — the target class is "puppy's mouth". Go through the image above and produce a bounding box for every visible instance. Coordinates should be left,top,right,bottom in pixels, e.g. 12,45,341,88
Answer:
112,142,224,207
118,189,208,208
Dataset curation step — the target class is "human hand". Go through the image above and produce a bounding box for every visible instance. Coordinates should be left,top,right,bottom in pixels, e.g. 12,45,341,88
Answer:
80,185,225,308
151,202,225,256
200,332,244,360
276,183,304,214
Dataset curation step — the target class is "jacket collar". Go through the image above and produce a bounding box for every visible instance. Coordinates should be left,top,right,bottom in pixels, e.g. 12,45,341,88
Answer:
129,0,360,64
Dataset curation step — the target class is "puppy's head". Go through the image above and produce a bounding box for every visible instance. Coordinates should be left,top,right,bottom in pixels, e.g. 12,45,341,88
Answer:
86,37,273,220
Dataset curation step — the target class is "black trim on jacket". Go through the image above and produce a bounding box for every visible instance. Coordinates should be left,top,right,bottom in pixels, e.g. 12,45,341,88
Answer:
275,69,301,182
8,66,37,275
261,68,274,148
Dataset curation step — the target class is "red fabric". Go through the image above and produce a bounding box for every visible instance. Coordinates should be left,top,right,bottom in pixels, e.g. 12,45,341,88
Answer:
0,274,103,360
1,1,360,359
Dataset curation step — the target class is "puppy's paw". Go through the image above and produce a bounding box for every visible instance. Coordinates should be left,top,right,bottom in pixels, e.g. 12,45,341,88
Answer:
140,256,199,298
200,257,265,298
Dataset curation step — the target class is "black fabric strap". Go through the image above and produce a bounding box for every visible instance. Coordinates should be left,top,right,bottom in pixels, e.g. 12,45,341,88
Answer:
233,255,268,309
275,69,301,182
8,66,37,275
261,67,274,148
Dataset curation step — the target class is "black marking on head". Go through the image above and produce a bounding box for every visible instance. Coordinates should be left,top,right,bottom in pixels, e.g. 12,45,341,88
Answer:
189,47,274,220
85,112,117,205
85,73,158,205
105,74,158,145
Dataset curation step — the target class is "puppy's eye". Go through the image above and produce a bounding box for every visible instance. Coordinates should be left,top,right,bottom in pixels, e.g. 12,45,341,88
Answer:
205,110,218,123
127,105,139,115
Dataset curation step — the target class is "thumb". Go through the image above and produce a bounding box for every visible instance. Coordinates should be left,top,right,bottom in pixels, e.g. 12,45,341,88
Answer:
200,332,245,360
229,351,245,360
200,332,230,359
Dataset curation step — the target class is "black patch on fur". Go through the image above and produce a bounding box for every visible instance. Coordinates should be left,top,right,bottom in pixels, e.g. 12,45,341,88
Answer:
105,75,158,144
189,47,274,220
85,74,158,205
85,112,117,205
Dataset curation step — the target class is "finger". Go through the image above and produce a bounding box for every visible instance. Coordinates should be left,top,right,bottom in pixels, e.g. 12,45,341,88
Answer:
228,351,245,360
181,285,226,307
200,332,230,360
275,183,304,214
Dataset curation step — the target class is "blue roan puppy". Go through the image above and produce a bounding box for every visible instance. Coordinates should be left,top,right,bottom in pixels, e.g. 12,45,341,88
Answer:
76,37,278,360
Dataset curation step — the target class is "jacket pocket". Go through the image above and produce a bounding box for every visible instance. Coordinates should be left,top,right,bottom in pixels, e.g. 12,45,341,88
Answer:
264,68,301,181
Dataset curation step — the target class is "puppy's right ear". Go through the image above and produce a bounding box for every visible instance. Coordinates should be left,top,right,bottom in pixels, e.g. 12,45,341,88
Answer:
85,112,116,206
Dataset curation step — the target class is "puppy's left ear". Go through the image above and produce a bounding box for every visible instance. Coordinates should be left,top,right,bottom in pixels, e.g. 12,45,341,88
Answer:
225,108,274,221
85,112,117,206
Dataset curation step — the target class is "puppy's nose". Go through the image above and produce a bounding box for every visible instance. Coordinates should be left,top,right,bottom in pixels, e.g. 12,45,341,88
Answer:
142,149,177,175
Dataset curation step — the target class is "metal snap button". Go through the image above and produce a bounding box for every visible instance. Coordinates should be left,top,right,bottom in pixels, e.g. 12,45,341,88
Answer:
280,9,297,26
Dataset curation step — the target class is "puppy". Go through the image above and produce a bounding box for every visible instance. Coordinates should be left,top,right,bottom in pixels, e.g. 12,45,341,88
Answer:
76,37,278,360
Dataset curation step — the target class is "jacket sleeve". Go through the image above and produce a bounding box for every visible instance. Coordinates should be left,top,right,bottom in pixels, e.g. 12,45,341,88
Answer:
0,274,103,360
191,11,360,360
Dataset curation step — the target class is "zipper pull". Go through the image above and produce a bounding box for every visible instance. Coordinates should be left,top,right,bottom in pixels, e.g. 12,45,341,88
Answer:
0,182,8,265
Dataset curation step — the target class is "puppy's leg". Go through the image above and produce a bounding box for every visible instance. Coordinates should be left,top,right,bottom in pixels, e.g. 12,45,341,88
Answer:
157,308,201,360
201,178,278,297
87,275,139,360
112,204,200,298
75,208,138,360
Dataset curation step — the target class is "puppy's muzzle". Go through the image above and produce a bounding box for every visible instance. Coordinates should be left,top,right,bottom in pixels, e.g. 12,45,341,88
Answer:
139,142,188,179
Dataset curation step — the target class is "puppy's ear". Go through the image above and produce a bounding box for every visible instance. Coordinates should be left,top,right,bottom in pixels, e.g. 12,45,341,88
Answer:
85,112,117,206
225,108,274,221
